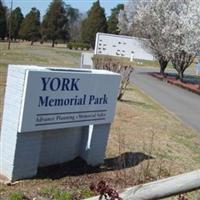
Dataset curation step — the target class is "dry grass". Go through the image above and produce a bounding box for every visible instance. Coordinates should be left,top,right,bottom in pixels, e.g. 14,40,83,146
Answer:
107,85,200,199
0,42,200,199
110,86,200,173
0,42,81,69
115,85,200,170
0,85,200,199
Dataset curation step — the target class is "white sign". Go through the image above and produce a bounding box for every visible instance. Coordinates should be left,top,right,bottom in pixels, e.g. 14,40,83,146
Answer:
18,69,120,132
81,52,94,68
95,32,154,61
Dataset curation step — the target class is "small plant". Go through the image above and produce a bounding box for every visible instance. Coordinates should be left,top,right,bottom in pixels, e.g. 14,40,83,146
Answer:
9,192,23,200
177,194,189,200
67,42,90,50
53,190,72,200
90,181,122,200
40,187,72,200
79,188,94,199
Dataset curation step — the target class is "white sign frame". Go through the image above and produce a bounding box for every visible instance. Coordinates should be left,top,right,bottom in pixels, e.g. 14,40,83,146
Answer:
18,69,120,132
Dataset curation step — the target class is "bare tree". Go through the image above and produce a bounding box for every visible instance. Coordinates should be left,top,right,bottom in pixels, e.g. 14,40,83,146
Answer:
92,55,134,101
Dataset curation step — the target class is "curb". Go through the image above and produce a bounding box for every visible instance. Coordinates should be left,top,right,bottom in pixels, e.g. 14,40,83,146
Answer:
150,73,200,95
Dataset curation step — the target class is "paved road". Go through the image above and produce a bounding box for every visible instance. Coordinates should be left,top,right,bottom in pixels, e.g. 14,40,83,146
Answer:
131,67,200,132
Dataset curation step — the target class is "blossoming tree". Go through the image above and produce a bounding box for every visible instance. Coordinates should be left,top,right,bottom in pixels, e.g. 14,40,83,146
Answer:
119,0,200,80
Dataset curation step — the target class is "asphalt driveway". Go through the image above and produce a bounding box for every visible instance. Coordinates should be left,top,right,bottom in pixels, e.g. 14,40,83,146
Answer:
131,67,200,132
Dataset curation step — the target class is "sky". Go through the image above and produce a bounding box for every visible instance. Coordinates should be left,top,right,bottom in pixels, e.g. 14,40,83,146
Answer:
3,0,126,18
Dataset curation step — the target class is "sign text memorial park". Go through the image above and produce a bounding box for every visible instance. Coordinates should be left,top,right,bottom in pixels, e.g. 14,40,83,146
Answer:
0,65,120,181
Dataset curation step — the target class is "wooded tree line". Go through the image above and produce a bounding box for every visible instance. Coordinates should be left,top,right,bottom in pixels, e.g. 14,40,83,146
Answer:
0,0,123,48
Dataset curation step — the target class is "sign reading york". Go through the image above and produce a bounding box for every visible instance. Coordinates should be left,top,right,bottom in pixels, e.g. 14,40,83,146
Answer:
19,70,120,132
39,77,108,107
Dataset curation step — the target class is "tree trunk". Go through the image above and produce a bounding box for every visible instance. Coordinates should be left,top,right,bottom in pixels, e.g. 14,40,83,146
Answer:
52,40,55,47
160,65,166,76
178,70,184,81
159,58,168,77
31,41,34,45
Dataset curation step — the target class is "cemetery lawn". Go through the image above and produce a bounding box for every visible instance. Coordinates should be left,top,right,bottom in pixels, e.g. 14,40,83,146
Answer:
0,42,81,70
0,42,200,199
1,88,200,200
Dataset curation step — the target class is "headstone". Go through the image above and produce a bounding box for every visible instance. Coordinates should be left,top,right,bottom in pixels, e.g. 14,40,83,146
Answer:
80,52,94,69
0,65,120,181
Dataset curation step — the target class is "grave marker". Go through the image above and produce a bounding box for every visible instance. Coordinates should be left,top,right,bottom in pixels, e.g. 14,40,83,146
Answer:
81,52,94,69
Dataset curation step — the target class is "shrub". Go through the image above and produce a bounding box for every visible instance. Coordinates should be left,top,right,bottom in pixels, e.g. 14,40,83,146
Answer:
90,181,122,200
67,42,90,50
67,42,73,50
92,55,134,100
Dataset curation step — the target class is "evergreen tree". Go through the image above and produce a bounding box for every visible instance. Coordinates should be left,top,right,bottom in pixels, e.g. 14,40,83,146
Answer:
81,0,107,48
19,8,40,45
42,0,69,47
66,5,79,26
107,4,124,34
8,7,23,40
66,5,81,40
0,0,7,39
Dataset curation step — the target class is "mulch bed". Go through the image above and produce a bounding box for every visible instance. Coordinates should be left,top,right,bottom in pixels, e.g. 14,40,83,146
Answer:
150,72,200,95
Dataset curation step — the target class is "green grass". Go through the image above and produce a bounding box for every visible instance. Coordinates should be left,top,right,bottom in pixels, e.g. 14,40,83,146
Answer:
0,42,81,69
9,192,23,200
79,188,94,199
40,187,72,200
40,187,93,200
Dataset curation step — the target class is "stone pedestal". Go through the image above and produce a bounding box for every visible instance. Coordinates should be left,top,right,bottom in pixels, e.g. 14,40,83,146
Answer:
0,65,120,181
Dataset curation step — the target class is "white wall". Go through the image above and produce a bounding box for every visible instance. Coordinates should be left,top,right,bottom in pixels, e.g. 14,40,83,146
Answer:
95,33,154,61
